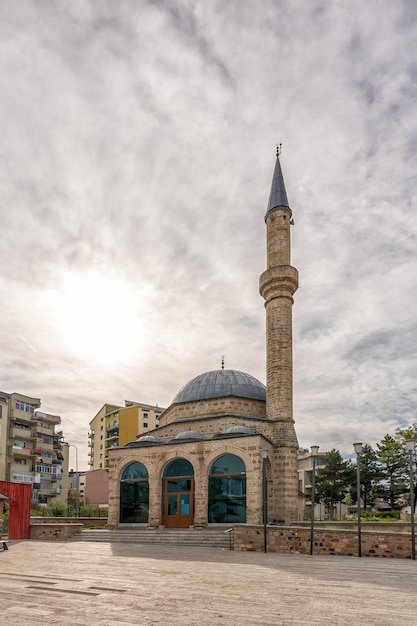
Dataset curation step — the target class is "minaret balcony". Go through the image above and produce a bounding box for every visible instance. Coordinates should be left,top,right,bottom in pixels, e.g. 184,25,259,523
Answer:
259,265,299,302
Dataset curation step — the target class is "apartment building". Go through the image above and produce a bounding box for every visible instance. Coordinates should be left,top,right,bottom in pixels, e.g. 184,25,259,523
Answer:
89,401,165,470
0,391,69,506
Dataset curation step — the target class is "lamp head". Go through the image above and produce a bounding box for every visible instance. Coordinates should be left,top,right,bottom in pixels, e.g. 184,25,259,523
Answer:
405,439,416,452
260,449,268,460
353,442,363,454
310,445,320,456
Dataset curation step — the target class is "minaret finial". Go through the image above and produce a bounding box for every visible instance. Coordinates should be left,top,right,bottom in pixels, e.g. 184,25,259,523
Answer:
276,142,282,157
221,355,225,370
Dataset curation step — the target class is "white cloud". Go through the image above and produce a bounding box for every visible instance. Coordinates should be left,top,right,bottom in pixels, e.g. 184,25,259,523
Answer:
0,0,416,465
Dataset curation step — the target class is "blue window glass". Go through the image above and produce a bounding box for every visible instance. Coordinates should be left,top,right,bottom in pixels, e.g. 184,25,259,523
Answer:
208,454,246,523
163,458,194,478
121,462,148,481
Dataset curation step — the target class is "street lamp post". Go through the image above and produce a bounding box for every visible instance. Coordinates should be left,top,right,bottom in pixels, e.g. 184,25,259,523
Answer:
309,446,319,556
353,442,363,557
260,449,268,554
405,439,416,560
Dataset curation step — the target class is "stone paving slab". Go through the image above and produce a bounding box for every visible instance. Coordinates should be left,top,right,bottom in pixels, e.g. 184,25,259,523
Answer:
1,540,417,625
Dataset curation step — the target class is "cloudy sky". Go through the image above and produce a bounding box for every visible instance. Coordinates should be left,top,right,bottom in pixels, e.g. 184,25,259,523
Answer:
1,0,416,469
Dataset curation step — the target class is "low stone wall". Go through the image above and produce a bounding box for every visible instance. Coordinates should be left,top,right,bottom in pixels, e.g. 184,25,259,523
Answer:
234,525,415,558
30,517,107,528
30,523,83,541
294,521,410,533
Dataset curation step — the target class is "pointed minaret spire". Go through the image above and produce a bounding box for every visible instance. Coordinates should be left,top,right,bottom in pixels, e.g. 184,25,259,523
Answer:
266,145,289,214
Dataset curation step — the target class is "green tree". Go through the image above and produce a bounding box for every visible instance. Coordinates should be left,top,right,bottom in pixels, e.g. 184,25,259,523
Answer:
395,423,417,443
315,449,355,519
395,424,417,512
376,434,409,509
358,444,382,510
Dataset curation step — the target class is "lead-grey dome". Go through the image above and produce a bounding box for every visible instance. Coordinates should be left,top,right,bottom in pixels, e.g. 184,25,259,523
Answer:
173,430,205,441
172,369,266,404
223,425,254,435
124,435,162,447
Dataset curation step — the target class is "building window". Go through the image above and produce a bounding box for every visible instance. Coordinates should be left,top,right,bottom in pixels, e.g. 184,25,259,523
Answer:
143,422,148,428
120,462,149,524
143,412,148,419
208,454,246,524
15,400,35,414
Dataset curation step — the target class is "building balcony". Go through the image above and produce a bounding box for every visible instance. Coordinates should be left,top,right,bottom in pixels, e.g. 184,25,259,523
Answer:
11,470,35,484
10,462,33,475
37,456,53,465
10,410,33,423
10,426,36,440
34,425,53,436
33,411,61,426
11,445,32,456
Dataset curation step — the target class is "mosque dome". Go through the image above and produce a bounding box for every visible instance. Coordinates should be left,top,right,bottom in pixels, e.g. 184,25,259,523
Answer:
125,435,163,447
223,425,254,435
213,425,255,439
171,369,266,405
173,430,206,441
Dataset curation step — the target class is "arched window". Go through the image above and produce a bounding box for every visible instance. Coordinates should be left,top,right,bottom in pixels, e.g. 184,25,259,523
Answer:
163,458,194,478
120,462,149,524
161,458,194,527
208,454,246,523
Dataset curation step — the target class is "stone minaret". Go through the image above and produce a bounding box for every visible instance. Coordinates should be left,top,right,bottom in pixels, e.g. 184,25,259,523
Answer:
259,150,299,523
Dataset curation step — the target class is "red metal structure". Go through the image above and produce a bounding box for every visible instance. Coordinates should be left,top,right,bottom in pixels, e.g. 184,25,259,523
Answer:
0,481,31,539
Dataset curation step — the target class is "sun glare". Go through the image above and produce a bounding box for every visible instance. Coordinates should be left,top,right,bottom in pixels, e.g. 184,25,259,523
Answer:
46,272,153,365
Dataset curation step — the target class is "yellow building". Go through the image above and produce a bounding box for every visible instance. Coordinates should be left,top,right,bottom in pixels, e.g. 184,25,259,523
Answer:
0,391,69,506
89,401,165,470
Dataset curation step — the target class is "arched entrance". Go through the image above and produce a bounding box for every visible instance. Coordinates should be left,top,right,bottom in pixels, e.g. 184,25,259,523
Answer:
119,462,149,524
162,458,194,528
208,454,246,523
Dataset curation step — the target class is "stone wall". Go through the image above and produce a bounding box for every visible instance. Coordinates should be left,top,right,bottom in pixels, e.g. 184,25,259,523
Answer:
30,523,83,540
234,524,416,558
30,517,107,528
159,398,267,426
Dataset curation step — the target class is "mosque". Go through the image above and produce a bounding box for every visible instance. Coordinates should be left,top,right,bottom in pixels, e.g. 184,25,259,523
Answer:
107,152,300,528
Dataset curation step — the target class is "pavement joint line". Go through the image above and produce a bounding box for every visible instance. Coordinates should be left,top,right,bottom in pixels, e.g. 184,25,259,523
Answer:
0,571,83,582
88,586,128,592
26,586,101,596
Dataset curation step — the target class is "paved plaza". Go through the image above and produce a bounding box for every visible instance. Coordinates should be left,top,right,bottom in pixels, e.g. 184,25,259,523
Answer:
1,540,417,625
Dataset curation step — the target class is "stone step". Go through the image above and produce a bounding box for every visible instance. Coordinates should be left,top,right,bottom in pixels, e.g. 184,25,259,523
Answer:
69,528,233,548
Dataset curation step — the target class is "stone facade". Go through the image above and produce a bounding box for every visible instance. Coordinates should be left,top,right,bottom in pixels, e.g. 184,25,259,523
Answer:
159,397,266,426
108,435,273,528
